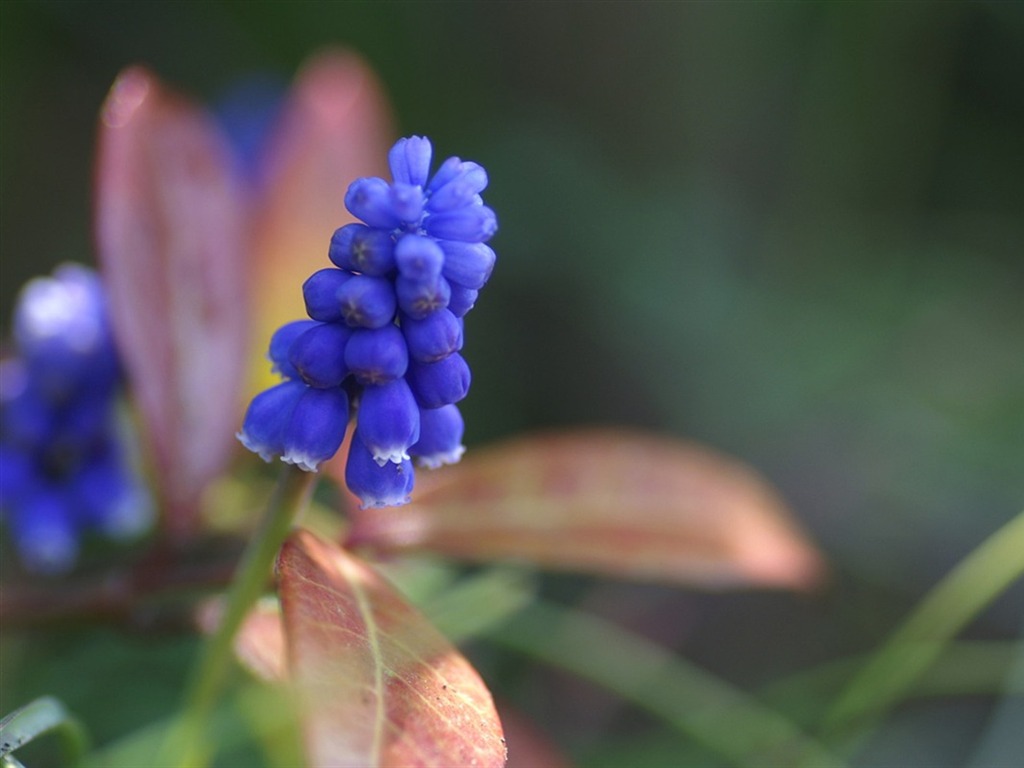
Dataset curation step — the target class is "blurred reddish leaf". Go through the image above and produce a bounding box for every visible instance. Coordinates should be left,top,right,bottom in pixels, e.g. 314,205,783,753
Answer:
248,50,393,402
347,429,826,591
195,596,287,683
278,529,507,768
236,600,289,684
95,67,249,542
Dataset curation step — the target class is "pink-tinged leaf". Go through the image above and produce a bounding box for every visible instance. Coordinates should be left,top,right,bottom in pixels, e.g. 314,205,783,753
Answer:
278,529,507,768
498,703,573,768
248,50,394,398
235,601,288,684
196,596,287,683
95,67,249,542
347,430,827,591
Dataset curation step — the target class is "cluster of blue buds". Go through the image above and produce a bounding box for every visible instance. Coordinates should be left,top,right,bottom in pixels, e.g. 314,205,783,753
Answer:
239,136,497,508
0,264,152,574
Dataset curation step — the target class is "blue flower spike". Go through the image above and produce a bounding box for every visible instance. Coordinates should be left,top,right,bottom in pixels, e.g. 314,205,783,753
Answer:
1,264,154,574
238,135,496,508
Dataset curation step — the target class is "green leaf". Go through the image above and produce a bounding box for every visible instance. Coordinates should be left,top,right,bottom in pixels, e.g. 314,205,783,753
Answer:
420,567,536,645
0,696,87,762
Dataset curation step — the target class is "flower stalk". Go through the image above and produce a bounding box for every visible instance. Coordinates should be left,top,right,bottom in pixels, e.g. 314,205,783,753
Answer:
170,463,314,768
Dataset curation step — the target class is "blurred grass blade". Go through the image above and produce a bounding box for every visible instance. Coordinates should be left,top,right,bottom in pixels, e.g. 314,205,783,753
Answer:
420,567,537,645
967,619,1024,768
489,600,844,768
822,509,1024,737
347,429,826,591
760,641,1022,728
0,696,87,762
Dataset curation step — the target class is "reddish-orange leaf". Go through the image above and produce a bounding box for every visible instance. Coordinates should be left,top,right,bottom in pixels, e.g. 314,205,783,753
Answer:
346,430,826,591
95,67,249,542
248,50,394,402
278,529,507,768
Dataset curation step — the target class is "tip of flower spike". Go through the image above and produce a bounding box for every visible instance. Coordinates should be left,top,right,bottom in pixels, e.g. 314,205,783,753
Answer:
388,135,433,187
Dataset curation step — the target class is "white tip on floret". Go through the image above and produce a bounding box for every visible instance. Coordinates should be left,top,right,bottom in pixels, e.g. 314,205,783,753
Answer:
281,450,322,473
415,444,466,470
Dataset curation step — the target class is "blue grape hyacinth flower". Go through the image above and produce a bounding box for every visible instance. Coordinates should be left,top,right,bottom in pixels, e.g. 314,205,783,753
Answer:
238,135,496,508
0,264,153,574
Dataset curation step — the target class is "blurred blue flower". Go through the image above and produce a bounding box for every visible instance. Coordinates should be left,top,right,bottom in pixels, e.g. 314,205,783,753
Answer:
239,135,497,508
0,264,153,574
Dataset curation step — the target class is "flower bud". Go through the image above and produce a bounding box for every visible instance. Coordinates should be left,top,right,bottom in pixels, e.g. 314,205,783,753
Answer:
345,177,401,229
344,325,409,385
357,378,420,466
407,352,471,409
401,308,463,363
302,268,352,323
389,183,425,224
288,322,352,388
237,380,306,461
345,431,415,509
447,284,480,317
281,387,350,472
395,234,444,282
425,204,497,243
439,241,496,290
329,224,396,276
388,135,433,187
337,275,397,329
268,320,318,379
410,404,465,469
396,274,451,320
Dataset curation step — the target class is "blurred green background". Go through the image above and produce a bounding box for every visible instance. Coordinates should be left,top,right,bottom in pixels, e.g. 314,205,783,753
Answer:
2,2,1022,766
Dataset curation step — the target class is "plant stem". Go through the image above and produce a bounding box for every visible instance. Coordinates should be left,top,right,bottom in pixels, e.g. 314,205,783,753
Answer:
170,464,314,768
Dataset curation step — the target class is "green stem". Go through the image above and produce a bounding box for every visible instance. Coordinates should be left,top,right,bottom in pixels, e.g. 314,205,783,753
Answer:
818,509,1024,746
170,464,314,768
